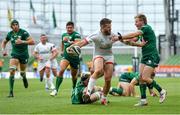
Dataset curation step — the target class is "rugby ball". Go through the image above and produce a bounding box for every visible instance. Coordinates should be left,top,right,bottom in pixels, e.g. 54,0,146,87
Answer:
71,45,81,56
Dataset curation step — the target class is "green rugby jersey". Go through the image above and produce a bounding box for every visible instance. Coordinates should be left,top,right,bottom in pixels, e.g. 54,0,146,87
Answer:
71,81,85,104
6,28,30,59
139,24,159,56
61,31,81,58
120,72,139,83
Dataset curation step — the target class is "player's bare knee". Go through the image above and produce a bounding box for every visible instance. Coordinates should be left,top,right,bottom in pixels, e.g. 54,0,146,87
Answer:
105,77,111,82
94,69,103,76
45,67,50,73
9,66,16,75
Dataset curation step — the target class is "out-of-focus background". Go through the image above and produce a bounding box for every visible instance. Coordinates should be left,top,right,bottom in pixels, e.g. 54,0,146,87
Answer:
0,0,180,78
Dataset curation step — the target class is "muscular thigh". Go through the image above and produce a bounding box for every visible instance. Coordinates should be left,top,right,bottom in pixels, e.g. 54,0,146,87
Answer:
142,66,154,79
60,59,69,71
104,63,113,81
93,57,104,72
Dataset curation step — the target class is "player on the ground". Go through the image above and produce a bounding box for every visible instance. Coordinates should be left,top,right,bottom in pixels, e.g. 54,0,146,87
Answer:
71,72,102,104
109,72,157,97
50,21,81,96
33,34,58,90
1,19,35,97
67,18,121,105
112,14,167,106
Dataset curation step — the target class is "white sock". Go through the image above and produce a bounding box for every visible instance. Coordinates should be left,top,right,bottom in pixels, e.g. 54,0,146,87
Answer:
45,78,48,88
141,99,147,102
87,77,96,95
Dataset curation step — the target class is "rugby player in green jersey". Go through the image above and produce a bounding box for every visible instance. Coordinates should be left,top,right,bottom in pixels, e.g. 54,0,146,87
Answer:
112,14,167,106
109,72,157,97
71,72,102,104
1,20,35,97
50,21,81,96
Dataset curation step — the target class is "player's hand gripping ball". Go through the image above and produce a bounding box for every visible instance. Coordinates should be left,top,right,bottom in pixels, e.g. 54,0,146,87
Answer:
66,45,81,56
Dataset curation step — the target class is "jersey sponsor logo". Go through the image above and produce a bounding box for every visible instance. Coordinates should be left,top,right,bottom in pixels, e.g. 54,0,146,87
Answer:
23,32,28,35
147,60,152,65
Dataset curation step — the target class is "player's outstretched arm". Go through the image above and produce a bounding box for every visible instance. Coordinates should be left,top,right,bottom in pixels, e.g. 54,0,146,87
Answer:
1,39,8,56
121,30,142,40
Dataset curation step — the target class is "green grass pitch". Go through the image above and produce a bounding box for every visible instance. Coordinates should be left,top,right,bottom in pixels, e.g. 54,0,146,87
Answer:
0,77,180,114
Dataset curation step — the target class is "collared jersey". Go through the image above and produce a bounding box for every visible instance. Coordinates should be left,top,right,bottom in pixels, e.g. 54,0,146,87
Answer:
6,28,30,59
86,30,116,56
139,24,159,56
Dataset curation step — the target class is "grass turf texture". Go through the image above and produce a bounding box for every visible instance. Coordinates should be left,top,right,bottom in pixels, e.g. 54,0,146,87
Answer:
0,77,179,114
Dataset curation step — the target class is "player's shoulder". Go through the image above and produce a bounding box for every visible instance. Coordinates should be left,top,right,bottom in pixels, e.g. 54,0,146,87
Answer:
141,24,152,30
62,32,67,36
7,30,13,36
87,30,99,37
73,31,81,38
47,42,55,46
35,42,42,47
18,28,30,36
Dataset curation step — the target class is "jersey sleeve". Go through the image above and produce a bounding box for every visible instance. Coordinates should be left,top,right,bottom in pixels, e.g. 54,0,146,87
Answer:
34,44,39,53
5,32,11,41
140,25,149,35
85,31,98,44
74,33,81,40
22,30,30,40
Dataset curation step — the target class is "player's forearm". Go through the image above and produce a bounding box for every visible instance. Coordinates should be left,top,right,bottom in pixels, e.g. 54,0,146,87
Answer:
50,50,58,60
26,38,35,45
1,40,8,50
74,39,88,48
122,31,141,40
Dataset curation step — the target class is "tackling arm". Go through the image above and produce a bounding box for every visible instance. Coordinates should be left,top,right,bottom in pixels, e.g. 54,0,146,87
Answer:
122,31,142,40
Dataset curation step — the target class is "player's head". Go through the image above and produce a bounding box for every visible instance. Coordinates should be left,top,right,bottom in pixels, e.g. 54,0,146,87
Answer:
66,21,74,34
81,72,91,86
11,19,19,32
100,18,112,35
40,34,47,44
134,13,147,29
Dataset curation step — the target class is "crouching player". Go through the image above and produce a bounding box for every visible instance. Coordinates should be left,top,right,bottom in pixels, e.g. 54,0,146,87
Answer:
71,72,102,104
109,72,157,97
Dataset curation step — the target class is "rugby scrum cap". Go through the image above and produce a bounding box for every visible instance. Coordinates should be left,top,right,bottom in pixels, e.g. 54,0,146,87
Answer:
11,20,19,26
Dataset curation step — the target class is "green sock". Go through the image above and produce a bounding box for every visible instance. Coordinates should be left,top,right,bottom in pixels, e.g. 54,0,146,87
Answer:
20,72,26,79
9,75,15,92
150,80,162,93
72,79,77,89
55,77,63,92
112,87,123,95
139,84,147,99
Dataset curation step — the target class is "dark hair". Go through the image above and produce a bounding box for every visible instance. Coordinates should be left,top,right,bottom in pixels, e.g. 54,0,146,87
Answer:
66,21,74,27
134,14,147,24
11,20,19,27
100,18,112,27
40,34,46,37
81,73,90,82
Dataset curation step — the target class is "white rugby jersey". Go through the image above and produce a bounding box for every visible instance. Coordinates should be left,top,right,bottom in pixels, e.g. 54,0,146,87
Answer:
34,42,56,61
85,30,115,56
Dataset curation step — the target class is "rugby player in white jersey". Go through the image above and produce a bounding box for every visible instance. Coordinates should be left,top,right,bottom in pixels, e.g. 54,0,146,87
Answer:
33,34,58,90
67,18,121,105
